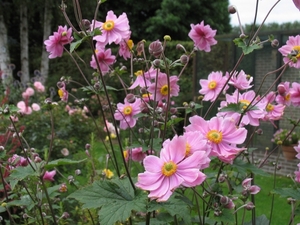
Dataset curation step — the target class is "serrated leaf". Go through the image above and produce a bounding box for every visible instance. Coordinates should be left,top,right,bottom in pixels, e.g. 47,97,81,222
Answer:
45,158,87,169
212,208,235,224
243,214,269,225
232,159,270,177
68,178,147,224
272,188,300,200
147,194,191,224
233,37,262,55
70,39,84,53
9,165,38,190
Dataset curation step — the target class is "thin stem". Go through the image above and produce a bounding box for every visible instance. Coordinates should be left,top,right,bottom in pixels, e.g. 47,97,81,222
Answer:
40,178,58,225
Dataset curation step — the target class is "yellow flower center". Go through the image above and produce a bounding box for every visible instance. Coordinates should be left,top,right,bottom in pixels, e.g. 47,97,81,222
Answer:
134,70,143,76
285,93,291,101
185,142,191,157
266,103,274,112
208,81,217,90
123,150,128,159
207,130,223,144
239,99,250,110
160,85,169,96
142,93,151,98
102,20,115,31
127,39,134,50
58,89,64,98
292,46,300,58
123,106,132,115
61,31,67,36
161,161,177,177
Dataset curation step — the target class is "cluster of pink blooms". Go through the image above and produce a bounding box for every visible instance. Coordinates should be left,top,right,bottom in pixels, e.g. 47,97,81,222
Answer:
17,81,44,115
65,105,89,118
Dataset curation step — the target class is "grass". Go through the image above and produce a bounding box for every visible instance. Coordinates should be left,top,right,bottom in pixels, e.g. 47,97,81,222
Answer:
237,174,300,225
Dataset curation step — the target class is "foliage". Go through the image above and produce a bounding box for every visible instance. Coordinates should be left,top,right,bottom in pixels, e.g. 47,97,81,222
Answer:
272,129,300,146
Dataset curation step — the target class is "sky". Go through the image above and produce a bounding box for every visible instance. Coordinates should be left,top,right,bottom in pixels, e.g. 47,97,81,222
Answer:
229,0,300,26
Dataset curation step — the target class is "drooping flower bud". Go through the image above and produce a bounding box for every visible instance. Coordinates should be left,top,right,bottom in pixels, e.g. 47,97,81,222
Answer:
277,83,286,95
149,40,163,58
228,5,237,14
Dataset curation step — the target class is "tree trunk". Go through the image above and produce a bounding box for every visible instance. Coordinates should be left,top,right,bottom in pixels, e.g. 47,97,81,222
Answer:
20,3,29,85
40,0,52,84
0,12,12,85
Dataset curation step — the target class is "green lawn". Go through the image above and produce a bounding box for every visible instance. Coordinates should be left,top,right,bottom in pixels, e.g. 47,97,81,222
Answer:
238,175,300,225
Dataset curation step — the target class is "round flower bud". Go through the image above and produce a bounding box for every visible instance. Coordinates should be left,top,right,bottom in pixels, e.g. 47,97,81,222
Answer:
126,93,136,103
255,128,263,135
164,35,171,41
277,83,286,95
220,196,230,205
81,19,91,30
75,169,81,175
62,212,70,219
180,54,189,65
271,39,279,48
245,202,255,210
228,5,237,14
149,40,163,58
85,143,91,150
152,59,161,68
170,107,177,114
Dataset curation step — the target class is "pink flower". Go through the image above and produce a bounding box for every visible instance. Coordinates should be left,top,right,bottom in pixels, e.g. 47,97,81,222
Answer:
34,81,45,92
31,103,41,111
136,135,208,202
147,73,179,101
275,82,292,106
119,39,133,60
90,48,116,75
103,120,119,136
199,71,228,102
43,170,56,182
131,147,146,162
227,70,253,90
294,142,300,159
293,0,300,10
17,101,32,115
128,70,152,90
262,92,285,121
218,90,267,126
58,82,69,102
295,163,300,183
114,98,142,129
290,82,300,107
92,10,131,46
185,116,247,163
8,154,28,169
278,35,300,69
44,25,73,59
188,21,217,52
242,178,261,195
181,131,211,162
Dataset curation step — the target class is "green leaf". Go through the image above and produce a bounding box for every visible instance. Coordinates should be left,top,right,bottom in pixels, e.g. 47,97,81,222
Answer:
233,37,262,55
9,165,38,190
45,158,87,169
70,39,84,53
244,214,269,225
90,27,102,36
272,188,300,200
185,103,203,114
219,103,242,113
147,194,192,224
212,208,235,224
232,159,270,177
68,178,147,224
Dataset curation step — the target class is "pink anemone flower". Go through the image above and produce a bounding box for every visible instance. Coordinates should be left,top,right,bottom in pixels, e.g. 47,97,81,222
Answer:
290,82,300,107
188,21,217,52
136,135,208,202
147,73,179,101
92,10,131,46
44,25,73,59
227,70,253,90
199,71,229,102
275,82,292,106
43,170,56,182
114,98,141,130
185,116,247,163
278,35,300,69
90,48,116,75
